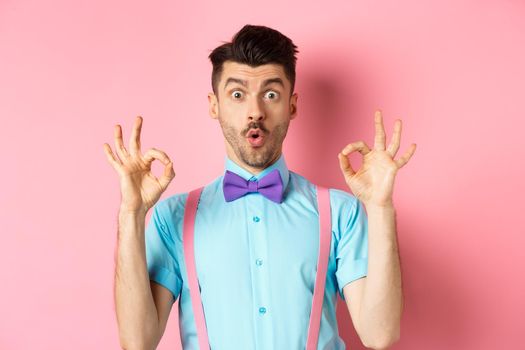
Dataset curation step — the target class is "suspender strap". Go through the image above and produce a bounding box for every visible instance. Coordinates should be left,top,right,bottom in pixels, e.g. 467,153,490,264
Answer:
182,186,209,350
306,185,331,350
183,185,331,350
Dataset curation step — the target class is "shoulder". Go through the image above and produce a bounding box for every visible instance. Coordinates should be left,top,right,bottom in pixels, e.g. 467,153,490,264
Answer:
154,192,188,217
287,171,317,199
328,187,360,212
153,175,223,220
289,171,359,208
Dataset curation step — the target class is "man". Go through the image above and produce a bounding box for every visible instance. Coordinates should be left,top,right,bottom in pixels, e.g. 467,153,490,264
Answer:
104,24,416,350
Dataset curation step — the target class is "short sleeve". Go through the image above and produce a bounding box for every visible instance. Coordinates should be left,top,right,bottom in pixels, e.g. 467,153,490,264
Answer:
145,201,183,303
335,196,369,301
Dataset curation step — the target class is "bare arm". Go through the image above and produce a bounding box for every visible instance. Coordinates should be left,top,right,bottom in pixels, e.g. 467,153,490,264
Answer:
343,204,402,350
103,115,177,349
115,208,161,350
338,110,416,349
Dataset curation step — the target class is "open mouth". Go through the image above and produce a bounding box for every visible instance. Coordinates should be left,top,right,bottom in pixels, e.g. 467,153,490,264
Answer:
246,129,265,147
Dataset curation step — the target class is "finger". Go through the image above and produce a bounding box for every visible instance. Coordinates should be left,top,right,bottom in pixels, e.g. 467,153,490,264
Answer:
386,119,402,158
158,159,176,190
374,110,386,151
341,140,371,157
339,141,371,177
129,116,143,156
395,143,417,168
114,124,129,161
103,143,122,171
143,148,175,189
143,147,172,167
338,152,356,177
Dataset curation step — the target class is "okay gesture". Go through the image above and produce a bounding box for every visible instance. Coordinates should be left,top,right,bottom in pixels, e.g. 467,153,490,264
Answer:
337,110,416,208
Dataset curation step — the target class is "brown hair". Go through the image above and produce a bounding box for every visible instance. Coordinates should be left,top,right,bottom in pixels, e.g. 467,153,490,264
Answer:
208,24,299,97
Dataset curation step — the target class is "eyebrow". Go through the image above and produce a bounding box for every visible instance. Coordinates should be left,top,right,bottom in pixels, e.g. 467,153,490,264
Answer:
223,77,285,90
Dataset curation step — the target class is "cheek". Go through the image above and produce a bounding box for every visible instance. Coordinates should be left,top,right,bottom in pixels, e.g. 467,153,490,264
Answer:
221,101,248,119
218,113,243,135
269,100,289,112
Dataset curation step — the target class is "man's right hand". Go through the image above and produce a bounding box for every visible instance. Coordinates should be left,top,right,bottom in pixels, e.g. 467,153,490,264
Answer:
103,116,175,214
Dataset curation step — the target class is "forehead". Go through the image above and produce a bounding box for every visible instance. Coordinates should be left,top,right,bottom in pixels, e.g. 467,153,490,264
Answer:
220,61,288,88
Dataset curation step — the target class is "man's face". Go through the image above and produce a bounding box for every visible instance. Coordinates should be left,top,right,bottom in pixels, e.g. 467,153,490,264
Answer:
208,61,298,172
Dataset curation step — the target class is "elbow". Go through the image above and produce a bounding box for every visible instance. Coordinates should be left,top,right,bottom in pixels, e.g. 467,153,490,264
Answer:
119,340,155,350
119,333,159,350
364,338,398,350
362,328,401,350
117,321,160,350
119,339,144,350
364,339,398,350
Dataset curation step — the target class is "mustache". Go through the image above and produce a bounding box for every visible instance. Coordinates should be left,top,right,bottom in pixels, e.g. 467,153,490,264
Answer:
244,122,268,134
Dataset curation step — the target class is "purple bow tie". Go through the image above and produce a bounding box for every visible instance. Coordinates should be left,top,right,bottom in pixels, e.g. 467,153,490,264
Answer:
223,168,284,203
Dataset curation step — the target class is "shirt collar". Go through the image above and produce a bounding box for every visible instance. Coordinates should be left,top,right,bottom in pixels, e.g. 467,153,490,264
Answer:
223,153,290,192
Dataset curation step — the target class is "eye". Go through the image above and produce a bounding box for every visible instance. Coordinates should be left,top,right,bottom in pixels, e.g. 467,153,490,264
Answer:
231,91,243,99
265,90,279,100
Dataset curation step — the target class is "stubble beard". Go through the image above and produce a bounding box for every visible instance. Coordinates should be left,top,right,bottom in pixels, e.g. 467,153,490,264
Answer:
219,116,289,169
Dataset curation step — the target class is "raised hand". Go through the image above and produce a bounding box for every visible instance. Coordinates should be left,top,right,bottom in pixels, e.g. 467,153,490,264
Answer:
103,116,175,213
337,110,416,207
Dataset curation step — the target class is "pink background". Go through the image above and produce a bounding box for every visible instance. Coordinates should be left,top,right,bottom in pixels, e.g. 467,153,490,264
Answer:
1,0,524,349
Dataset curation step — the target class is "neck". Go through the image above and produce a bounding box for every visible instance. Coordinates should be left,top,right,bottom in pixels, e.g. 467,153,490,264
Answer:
226,149,282,176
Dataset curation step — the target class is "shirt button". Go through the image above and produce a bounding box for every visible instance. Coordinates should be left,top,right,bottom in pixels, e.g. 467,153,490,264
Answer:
253,216,260,223
256,259,263,266
259,307,266,314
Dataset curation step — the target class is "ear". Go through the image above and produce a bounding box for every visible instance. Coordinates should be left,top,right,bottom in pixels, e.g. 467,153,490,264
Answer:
208,92,219,120
289,92,298,120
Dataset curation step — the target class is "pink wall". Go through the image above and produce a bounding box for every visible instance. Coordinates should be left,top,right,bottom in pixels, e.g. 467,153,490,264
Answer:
1,0,523,349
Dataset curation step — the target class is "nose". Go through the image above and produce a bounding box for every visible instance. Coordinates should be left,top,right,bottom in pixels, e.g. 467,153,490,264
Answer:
247,96,265,122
